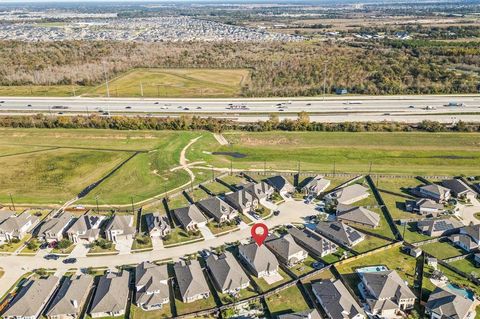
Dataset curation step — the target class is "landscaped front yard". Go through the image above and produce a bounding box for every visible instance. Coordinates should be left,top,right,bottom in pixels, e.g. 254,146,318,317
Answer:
265,285,310,317
163,228,203,246
0,234,31,253
206,221,238,235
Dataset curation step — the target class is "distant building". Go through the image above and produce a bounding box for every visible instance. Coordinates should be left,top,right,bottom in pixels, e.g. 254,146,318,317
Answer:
172,205,207,231
66,214,106,244
301,175,330,196
287,226,338,258
336,204,380,229
224,189,259,214
196,197,238,223
449,224,480,252
173,260,210,303
326,184,369,205
417,184,451,203
405,198,444,217
441,178,476,200
0,212,40,243
37,212,73,243
135,262,169,311
312,278,365,319
265,234,308,266
105,215,136,242
90,271,130,318
264,175,296,196
205,251,250,294
315,221,365,247
241,182,275,202
425,287,475,319
238,242,279,278
144,213,171,238
3,276,60,319
416,218,462,237
45,275,94,319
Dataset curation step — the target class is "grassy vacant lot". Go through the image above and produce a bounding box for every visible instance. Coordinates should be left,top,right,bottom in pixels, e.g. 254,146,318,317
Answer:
265,285,310,317
220,131,480,175
89,68,250,98
0,85,91,97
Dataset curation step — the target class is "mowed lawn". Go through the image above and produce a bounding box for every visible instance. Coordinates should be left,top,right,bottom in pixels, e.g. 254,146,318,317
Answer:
88,68,250,98
219,131,480,175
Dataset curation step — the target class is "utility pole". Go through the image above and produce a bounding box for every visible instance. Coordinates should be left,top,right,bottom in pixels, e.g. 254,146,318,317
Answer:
333,161,336,177
323,63,327,101
95,195,99,213
230,160,233,176
103,63,110,98
9,193,15,211
131,196,135,214
263,159,266,176
72,86,76,97
140,82,144,97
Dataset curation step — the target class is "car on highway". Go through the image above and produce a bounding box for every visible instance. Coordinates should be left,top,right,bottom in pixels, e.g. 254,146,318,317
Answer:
63,258,77,264
125,106,132,109
306,103,311,106
27,104,32,107
183,107,190,110
196,106,202,110
102,111,110,116
44,254,59,260
343,101,363,105
445,102,466,107
154,102,159,105
408,105,415,108
0,101,4,103
58,112,63,115
160,106,168,109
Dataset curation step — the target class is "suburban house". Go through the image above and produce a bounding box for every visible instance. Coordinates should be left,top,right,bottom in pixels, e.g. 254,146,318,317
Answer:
417,184,451,203
105,215,136,242
0,209,15,224
416,218,463,237
45,274,94,319
144,213,171,238
278,309,322,319
264,175,296,196
287,226,338,258
172,205,207,231
2,276,60,319
205,251,250,294
174,260,210,303
315,221,365,247
442,178,476,200
265,233,308,266
449,224,480,252
224,189,259,214
37,212,73,243
238,242,280,278
196,197,238,223
336,204,380,228
360,270,416,318
135,262,170,311
301,175,331,196
241,182,275,201
425,287,475,319
66,214,106,244
312,278,365,319
89,271,130,318
0,211,40,243
326,184,370,205
405,198,444,217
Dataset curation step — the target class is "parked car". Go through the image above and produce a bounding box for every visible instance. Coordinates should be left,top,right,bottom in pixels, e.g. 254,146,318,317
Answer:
63,258,77,264
40,242,48,250
44,254,60,260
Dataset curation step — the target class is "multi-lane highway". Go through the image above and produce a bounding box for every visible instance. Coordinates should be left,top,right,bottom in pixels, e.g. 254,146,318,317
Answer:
0,94,479,122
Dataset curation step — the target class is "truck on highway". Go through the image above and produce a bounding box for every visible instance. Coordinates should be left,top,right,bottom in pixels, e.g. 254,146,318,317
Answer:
444,102,466,107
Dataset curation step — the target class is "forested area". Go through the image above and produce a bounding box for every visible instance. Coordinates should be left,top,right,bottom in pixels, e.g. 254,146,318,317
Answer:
0,39,478,96
0,114,478,133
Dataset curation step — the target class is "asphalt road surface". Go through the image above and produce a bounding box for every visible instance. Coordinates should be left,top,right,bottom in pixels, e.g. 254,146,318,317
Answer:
0,94,479,122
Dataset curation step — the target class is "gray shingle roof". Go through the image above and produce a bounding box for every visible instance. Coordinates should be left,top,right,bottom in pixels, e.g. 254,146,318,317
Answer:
0,212,39,234
336,204,380,228
277,309,322,319
426,287,474,319
135,262,169,307
172,205,207,229
241,182,274,201
417,218,462,236
3,276,60,318
362,270,416,301
67,214,105,234
90,271,129,315
442,179,474,197
287,226,337,257
173,260,210,301
196,197,237,221
206,251,250,292
265,234,306,262
37,212,73,238
224,190,255,212
46,275,94,317
463,224,480,243
145,213,170,234
302,175,330,194
0,210,15,224
315,221,365,247
264,175,295,193
313,278,364,319
105,215,135,235
238,242,279,274
329,184,369,204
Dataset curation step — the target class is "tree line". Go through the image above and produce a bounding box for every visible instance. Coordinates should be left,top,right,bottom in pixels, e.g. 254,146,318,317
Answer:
0,114,478,133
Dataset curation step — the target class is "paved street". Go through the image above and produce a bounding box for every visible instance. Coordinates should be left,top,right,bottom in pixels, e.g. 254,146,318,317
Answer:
0,200,319,298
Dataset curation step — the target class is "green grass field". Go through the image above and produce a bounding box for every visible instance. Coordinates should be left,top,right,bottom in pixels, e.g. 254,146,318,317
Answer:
265,285,310,317
420,241,466,260
88,68,250,98
0,85,91,97
220,131,480,175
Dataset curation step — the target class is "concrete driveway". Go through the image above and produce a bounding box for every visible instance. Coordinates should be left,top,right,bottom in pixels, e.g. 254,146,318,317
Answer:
115,238,133,255
198,224,215,240
456,197,480,226
68,243,90,258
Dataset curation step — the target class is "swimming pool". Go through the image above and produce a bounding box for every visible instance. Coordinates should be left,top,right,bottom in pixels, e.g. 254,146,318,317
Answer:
355,265,389,274
446,283,474,300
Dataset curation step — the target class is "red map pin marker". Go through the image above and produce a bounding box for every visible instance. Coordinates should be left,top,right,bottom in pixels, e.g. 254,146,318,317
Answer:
251,223,268,246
